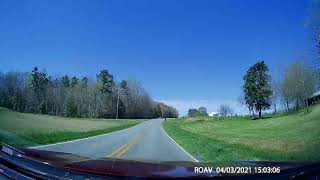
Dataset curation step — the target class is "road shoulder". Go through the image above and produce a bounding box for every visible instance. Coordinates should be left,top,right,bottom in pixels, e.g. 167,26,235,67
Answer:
161,120,199,162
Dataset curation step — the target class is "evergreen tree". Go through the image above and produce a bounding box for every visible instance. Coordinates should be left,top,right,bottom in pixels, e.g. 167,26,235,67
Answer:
65,94,77,117
31,67,48,113
97,70,114,94
70,76,79,88
243,61,272,118
62,75,70,88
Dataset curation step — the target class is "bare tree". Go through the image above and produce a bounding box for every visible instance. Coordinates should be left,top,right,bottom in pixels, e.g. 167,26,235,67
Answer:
271,79,280,114
280,81,291,112
218,104,234,117
283,62,318,112
237,94,253,116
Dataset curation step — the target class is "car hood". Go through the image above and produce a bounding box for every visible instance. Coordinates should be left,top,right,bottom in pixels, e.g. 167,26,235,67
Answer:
2,146,319,179
18,147,216,178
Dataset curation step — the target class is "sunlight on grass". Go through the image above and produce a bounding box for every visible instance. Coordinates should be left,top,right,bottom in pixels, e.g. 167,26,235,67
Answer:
0,107,142,146
163,104,320,162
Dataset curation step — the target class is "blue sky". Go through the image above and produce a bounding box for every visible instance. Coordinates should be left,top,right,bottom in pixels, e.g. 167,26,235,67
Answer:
0,0,315,115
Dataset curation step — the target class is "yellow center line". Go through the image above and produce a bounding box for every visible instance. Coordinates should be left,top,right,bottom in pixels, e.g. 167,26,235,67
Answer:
107,133,144,158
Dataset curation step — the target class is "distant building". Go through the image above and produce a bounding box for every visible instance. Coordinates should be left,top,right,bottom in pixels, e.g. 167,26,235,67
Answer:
308,90,320,105
208,112,219,117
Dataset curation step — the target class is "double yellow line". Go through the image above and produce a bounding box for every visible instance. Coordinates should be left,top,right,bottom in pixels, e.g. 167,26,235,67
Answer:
107,133,144,159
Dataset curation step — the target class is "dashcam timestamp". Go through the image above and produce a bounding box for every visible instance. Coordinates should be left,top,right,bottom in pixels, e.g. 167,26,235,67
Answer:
194,166,281,174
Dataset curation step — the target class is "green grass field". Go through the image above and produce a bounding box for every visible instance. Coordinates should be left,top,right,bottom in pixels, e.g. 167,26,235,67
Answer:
163,104,320,163
0,107,142,147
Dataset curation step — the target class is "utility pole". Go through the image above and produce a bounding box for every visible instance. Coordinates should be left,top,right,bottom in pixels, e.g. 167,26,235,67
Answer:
116,93,120,119
116,88,123,120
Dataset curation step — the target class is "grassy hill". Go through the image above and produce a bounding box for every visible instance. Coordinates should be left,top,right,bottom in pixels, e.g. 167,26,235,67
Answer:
0,107,142,147
163,104,320,163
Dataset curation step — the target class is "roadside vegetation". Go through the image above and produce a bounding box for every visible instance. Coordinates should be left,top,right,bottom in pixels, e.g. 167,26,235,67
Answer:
181,18,320,161
0,68,178,120
163,104,320,163
173,58,319,163
0,67,178,146
0,107,142,147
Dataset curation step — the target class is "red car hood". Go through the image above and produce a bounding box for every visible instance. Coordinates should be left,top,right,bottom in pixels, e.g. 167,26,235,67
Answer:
18,147,218,178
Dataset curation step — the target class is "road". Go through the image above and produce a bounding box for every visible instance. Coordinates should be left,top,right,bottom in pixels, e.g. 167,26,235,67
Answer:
32,119,198,162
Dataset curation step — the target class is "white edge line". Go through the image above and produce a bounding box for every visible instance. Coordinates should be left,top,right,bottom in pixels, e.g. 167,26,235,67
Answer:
161,121,199,163
30,120,150,149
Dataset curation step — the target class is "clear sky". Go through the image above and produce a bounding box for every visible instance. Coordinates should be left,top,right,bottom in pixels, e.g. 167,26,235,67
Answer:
0,0,315,115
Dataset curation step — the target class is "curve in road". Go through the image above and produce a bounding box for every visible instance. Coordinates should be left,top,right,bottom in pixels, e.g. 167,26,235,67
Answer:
32,119,198,163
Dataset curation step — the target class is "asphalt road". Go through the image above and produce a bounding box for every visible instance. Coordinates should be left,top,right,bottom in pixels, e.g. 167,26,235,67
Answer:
32,119,198,162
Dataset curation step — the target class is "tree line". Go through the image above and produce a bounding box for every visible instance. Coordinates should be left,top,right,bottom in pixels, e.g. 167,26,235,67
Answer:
188,105,235,117
0,67,178,119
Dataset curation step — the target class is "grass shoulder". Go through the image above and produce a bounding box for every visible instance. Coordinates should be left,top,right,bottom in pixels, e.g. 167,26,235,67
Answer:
0,107,143,147
163,104,320,163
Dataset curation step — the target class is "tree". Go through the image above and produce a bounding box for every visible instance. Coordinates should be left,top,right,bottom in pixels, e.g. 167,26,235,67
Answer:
117,98,126,118
280,79,291,112
31,67,48,113
218,104,233,117
243,61,272,118
81,77,88,89
271,79,280,114
237,93,255,116
188,109,198,117
156,104,162,117
95,70,115,117
61,75,70,88
120,80,128,90
198,107,208,116
283,62,318,112
70,76,79,88
97,70,114,94
65,94,77,117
